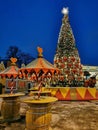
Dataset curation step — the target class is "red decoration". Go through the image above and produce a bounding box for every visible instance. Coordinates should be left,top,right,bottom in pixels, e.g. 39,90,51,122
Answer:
67,63,72,67
59,75,64,81
65,70,70,74
58,59,61,62
68,76,74,80
71,57,75,62
72,69,77,74
75,63,79,68
54,60,57,64
61,64,65,68
79,65,82,69
63,57,67,61
79,71,83,75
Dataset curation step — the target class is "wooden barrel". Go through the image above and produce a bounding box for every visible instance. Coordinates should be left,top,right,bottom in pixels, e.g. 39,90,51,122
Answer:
26,104,52,130
1,97,20,122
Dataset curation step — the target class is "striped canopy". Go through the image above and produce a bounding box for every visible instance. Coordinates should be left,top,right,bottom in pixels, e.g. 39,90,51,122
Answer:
19,47,59,78
0,65,19,78
19,57,59,74
0,58,19,78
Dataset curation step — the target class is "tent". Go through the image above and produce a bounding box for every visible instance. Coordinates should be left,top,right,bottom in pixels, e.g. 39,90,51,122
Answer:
19,47,59,80
0,57,19,78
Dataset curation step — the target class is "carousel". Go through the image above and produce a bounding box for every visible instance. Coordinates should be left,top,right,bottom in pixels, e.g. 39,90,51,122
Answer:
19,47,59,96
0,57,24,122
19,47,58,130
0,57,19,93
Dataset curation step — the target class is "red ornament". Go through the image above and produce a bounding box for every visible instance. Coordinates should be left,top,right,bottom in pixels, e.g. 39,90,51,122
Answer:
67,63,72,67
59,75,64,81
79,65,82,69
58,59,62,62
79,70,83,75
61,64,65,68
75,63,79,68
72,69,77,74
71,57,75,62
65,70,70,74
63,57,67,61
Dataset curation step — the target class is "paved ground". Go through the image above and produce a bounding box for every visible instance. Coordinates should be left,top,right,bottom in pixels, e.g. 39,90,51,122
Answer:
51,101,98,130
0,96,98,130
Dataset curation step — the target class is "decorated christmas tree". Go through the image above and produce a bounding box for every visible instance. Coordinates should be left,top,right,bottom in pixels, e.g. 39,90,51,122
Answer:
54,8,84,87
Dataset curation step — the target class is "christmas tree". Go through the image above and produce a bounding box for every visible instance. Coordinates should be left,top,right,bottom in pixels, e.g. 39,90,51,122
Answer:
54,8,84,87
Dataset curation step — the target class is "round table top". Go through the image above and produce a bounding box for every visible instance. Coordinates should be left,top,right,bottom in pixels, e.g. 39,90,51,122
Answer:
0,93,25,98
23,96,58,104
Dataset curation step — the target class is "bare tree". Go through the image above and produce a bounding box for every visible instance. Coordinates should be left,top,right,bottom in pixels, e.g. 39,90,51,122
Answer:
6,46,35,67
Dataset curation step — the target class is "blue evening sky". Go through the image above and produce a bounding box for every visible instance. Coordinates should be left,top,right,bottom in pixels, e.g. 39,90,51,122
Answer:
0,0,98,66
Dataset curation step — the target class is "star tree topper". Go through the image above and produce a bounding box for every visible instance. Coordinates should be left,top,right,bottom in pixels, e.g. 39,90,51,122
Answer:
62,7,69,15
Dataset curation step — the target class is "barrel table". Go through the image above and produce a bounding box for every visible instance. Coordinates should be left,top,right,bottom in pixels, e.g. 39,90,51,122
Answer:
23,96,57,130
0,93,24,122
